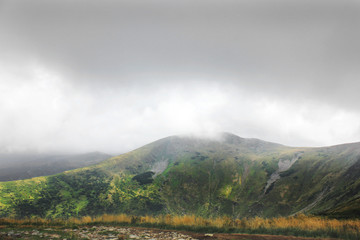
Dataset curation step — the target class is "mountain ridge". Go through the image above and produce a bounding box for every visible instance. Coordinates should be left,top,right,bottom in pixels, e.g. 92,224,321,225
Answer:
0,133,359,219
0,151,112,181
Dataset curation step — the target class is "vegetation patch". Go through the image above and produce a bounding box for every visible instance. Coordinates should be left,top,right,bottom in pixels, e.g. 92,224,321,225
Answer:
0,214,359,239
132,171,155,185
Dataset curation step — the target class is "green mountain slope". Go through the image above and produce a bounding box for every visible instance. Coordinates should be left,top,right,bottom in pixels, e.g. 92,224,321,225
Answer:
0,133,359,219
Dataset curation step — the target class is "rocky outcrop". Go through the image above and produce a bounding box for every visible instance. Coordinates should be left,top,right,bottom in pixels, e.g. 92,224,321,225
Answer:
264,152,302,194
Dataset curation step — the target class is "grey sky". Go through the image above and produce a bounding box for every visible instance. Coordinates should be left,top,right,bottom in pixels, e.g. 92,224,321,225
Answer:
1,0,360,154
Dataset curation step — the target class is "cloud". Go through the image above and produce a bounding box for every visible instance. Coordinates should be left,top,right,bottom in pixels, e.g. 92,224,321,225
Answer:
0,0,360,153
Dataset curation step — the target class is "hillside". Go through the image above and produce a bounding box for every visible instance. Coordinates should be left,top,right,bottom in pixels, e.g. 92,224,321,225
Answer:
0,133,359,219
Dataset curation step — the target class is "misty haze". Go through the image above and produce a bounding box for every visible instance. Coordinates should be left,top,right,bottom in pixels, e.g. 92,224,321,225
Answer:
0,0,360,239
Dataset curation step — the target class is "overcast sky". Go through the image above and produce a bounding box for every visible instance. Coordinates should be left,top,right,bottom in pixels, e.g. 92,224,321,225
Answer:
1,0,360,154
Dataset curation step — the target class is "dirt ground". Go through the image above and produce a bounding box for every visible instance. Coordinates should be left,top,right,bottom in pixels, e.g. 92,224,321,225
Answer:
133,227,339,240
0,225,339,240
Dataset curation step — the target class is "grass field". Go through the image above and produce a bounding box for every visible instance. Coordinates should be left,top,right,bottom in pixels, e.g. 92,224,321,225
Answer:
1,214,359,239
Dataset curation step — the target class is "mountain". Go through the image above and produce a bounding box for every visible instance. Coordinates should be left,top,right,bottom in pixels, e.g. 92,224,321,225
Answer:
0,152,112,181
0,133,359,219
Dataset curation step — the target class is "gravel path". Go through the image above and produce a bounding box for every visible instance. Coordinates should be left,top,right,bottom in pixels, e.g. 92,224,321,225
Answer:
0,226,338,240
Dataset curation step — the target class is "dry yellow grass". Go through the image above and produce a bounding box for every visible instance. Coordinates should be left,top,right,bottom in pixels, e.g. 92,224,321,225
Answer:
1,213,359,237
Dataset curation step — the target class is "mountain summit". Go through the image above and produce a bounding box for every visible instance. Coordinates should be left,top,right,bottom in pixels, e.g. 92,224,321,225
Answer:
0,133,359,218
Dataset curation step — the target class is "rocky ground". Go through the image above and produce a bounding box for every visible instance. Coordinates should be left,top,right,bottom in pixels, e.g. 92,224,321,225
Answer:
0,226,338,240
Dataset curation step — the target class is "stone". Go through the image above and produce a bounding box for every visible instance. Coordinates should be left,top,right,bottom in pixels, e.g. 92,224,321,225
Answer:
117,234,127,240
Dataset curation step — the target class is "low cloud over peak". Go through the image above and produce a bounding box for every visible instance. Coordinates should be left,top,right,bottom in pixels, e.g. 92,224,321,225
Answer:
1,0,360,154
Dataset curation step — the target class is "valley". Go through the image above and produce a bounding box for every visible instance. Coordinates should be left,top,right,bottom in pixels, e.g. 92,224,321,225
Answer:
0,152,112,181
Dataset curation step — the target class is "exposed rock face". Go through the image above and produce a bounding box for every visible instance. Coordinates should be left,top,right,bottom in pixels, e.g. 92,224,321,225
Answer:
151,157,169,176
264,152,302,194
